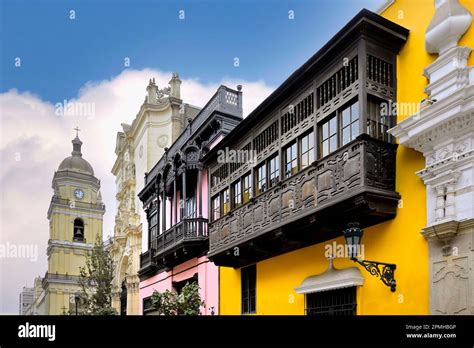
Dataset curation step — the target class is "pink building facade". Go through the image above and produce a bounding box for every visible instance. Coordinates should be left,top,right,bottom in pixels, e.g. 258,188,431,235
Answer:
138,85,243,315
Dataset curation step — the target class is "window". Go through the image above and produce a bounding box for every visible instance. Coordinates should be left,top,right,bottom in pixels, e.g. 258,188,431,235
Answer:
341,101,359,146
212,195,220,221
149,212,158,248
300,131,315,169
222,188,230,215
142,297,154,315
241,265,256,314
284,142,298,178
268,155,280,188
306,287,356,316
320,114,338,158
232,180,242,209
171,275,199,314
185,196,196,219
173,274,198,295
256,163,267,195
242,174,252,204
73,218,84,242
368,98,393,142
320,100,360,158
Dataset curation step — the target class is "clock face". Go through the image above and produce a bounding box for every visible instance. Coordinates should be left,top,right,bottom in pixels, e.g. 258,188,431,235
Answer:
74,189,84,200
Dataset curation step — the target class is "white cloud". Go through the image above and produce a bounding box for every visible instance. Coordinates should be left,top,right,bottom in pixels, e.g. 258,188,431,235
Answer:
0,69,273,314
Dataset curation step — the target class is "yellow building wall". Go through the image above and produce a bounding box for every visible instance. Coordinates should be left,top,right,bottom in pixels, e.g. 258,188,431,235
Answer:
48,249,89,276
219,0,474,315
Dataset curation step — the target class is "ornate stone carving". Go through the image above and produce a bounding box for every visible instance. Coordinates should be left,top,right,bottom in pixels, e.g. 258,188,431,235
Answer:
432,257,469,314
425,0,472,54
157,134,169,148
389,0,474,315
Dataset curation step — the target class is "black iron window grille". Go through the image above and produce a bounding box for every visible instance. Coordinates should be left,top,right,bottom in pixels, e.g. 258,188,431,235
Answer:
306,287,356,316
241,264,256,314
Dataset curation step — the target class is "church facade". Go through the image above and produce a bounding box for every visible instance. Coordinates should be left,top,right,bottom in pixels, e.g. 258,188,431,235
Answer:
110,74,201,315
388,0,474,314
26,134,105,315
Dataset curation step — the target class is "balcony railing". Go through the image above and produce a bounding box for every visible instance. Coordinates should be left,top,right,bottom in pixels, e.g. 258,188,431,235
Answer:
140,217,209,274
208,134,399,266
140,249,156,271
42,272,81,288
151,217,208,254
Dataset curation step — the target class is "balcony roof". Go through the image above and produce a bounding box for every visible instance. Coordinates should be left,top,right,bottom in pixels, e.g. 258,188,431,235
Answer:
203,9,408,163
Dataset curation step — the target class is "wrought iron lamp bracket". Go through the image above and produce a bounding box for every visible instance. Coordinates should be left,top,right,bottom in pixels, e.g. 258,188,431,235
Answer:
352,257,397,292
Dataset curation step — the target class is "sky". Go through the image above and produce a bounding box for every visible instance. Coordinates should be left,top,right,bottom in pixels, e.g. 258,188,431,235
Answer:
0,0,386,314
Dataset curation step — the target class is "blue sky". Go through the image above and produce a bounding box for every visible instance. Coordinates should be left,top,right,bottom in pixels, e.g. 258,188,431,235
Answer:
1,0,385,103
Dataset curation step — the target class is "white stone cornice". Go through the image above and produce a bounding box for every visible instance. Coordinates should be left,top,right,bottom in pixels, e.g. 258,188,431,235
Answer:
424,46,471,81
424,46,472,100
424,147,474,170
47,239,94,255
421,219,460,242
389,84,474,152
417,166,462,186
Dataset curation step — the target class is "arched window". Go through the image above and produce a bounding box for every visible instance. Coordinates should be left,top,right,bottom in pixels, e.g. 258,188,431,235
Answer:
73,218,85,242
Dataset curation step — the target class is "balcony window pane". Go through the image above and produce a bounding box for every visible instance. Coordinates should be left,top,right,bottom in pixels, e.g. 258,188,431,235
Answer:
233,180,242,208
342,127,350,146
342,107,350,127
268,155,280,188
329,117,337,136
322,140,329,157
212,195,220,221
368,98,393,142
319,114,338,158
329,134,337,153
322,122,328,137
341,100,359,146
351,101,359,119
302,138,308,153
256,163,267,195
351,121,359,140
301,131,315,169
242,174,251,203
222,188,230,214
285,142,298,178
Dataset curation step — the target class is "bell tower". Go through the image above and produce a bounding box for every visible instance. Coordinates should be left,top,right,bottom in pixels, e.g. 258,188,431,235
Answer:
43,130,106,314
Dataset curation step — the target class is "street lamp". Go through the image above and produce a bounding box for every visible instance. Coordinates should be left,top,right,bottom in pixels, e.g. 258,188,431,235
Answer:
74,293,81,315
342,222,397,292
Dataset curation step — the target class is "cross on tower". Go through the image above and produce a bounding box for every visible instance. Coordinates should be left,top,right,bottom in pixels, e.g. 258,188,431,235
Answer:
74,126,81,137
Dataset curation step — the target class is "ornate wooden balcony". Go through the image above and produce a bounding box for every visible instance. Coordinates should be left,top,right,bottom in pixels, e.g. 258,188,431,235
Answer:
139,249,157,276
208,134,399,267
139,217,208,275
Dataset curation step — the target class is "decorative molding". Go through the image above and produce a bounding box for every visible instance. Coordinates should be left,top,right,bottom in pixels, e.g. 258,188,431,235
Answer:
295,258,364,294
425,0,472,55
